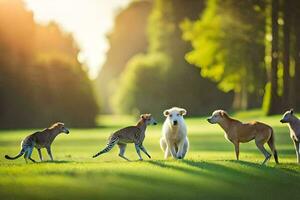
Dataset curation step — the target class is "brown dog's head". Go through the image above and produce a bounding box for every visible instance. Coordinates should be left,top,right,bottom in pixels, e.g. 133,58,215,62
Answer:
50,122,70,134
207,110,228,124
280,109,295,123
140,114,157,126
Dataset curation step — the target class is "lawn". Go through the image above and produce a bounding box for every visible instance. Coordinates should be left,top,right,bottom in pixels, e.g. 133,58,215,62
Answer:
0,110,299,200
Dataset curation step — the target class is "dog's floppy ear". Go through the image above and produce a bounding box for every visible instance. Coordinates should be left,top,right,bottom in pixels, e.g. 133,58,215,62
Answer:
163,110,169,116
290,109,294,115
179,108,187,116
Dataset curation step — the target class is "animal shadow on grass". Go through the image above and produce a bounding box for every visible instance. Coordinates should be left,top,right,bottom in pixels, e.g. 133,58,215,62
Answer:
149,159,300,183
40,160,75,164
148,160,247,180
148,158,300,199
114,172,196,200
148,160,266,199
227,159,300,175
182,159,252,178
226,159,263,167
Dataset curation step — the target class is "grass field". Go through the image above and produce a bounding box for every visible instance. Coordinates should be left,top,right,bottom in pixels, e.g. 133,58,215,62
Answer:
1,110,300,200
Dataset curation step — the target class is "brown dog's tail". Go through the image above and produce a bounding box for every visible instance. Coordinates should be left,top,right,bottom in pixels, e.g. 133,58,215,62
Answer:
267,129,279,164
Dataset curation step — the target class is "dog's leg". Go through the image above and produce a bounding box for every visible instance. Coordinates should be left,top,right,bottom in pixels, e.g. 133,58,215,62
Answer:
293,139,300,163
181,138,189,159
37,149,43,161
176,140,185,159
166,140,177,159
164,146,171,159
255,140,271,165
160,138,167,151
161,138,171,159
118,143,130,161
234,142,240,160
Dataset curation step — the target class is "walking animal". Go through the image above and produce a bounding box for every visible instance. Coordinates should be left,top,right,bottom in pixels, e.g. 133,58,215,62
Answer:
5,122,69,163
207,110,279,165
160,107,189,159
92,114,157,161
280,109,300,163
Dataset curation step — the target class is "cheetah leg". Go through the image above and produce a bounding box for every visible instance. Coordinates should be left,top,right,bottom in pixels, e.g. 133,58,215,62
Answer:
28,147,36,163
37,149,43,161
135,144,143,161
139,145,151,159
46,146,53,161
118,143,130,161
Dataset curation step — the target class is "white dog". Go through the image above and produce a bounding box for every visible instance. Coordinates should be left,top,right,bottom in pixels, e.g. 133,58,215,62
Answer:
160,107,189,159
280,109,300,163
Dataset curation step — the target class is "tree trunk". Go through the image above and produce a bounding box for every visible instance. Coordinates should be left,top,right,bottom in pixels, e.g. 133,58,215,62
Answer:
267,0,281,115
282,0,291,109
294,0,300,110
232,79,248,110
241,78,248,110
233,90,242,110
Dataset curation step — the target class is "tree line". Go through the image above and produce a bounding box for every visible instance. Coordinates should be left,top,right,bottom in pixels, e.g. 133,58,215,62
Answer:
183,0,300,114
0,0,98,128
266,0,300,114
96,0,232,118
96,0,300,117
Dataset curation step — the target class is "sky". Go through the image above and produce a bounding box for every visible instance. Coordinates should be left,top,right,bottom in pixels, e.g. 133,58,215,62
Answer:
24,0,131,79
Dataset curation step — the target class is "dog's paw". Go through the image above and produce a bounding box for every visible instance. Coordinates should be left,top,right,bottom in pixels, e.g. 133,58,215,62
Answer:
176,154,183,159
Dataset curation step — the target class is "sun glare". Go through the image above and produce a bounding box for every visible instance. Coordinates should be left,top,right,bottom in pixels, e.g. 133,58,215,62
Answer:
24,0,131,79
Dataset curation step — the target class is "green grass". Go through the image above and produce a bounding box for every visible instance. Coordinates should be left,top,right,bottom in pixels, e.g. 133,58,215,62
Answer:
1,111,300,200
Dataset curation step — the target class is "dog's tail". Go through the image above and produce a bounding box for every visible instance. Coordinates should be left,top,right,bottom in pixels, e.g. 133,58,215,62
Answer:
5,148,26,160
267,128,279,164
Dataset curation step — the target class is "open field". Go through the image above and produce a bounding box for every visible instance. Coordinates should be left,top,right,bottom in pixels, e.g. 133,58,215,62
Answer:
1,110,300,200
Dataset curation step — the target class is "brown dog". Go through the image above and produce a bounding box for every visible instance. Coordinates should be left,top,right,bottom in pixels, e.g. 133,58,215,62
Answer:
207,110,278,164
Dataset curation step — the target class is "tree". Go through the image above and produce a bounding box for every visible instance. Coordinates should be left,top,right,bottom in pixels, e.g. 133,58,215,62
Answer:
113,53,171,115
182,0,266,110
0,0,36,127
113,0,232,117
293,0,300,110
282,0,292,109
95,1,152,113
266,0,281,115
30,23,99,127
263,0,300,114
34,23,80,65
0,0,98,128
28,59,98,127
